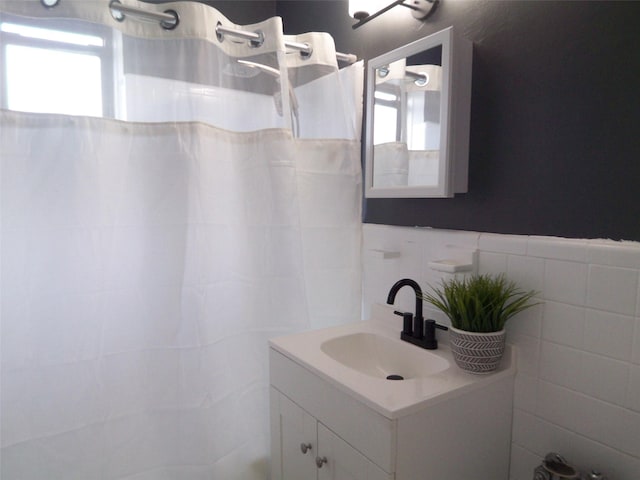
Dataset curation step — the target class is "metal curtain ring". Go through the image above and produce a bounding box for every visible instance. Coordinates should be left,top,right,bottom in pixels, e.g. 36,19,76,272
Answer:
160,10,179,30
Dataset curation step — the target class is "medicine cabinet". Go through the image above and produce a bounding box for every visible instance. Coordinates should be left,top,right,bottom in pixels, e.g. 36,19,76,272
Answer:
364,27,472,198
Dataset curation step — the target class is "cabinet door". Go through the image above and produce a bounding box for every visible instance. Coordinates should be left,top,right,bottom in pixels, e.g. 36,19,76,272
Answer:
278,393,318,480
317,423,392,480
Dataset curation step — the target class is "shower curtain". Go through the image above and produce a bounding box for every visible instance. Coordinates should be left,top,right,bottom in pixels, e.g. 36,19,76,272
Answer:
0,1,363,478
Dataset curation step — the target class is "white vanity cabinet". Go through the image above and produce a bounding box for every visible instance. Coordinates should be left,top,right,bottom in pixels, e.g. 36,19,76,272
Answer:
269,318,516,480
270,389,391,480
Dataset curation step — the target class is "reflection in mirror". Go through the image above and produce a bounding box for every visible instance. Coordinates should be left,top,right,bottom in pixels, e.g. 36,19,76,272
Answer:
365,27,472,198
373,46,442,188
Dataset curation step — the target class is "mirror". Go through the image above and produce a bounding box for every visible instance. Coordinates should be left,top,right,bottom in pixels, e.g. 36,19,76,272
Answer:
364,27,472,198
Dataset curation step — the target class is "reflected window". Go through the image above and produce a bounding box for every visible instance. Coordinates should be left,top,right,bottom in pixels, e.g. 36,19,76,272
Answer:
373,88,400,144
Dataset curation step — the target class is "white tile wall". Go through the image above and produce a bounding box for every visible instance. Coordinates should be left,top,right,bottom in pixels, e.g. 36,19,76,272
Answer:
362,224,640,480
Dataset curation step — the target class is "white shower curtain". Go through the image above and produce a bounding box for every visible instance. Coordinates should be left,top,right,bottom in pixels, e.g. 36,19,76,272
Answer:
0,1,363,478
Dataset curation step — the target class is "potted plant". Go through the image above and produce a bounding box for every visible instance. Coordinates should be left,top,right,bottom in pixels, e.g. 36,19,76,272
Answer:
421,274,539,374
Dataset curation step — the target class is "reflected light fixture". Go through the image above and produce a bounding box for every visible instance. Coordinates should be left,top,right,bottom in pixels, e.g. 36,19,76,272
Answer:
349,0,389,20
349,0,438,29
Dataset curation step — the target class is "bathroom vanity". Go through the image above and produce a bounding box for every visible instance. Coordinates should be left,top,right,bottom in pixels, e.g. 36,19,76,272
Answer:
269,304,516,479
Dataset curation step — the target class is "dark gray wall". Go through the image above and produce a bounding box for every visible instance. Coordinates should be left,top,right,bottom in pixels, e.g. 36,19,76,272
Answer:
276,1,640,241
195,1,276,24
143,0,277,24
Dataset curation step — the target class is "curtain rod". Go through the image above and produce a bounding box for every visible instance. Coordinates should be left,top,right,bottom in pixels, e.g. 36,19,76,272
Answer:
106,1,358,64
215,25,357,64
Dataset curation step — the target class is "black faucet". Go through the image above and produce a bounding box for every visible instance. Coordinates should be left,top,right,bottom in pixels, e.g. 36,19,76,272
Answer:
387,278,424,333
386,278,448,350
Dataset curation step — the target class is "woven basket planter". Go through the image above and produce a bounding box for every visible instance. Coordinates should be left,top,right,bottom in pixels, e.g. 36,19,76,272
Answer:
449,326,506,374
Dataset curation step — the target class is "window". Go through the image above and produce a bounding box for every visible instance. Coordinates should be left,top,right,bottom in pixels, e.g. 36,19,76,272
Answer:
373,87,401,144
0,16,114,117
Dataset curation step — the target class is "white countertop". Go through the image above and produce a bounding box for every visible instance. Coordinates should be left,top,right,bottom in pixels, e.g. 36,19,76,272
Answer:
269,303,516,419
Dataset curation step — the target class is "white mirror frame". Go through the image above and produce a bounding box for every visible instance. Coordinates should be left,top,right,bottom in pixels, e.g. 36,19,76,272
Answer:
364,27,473,198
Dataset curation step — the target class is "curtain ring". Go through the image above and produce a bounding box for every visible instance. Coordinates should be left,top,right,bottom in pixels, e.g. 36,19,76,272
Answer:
216,21,225,42
109,0,125,22
160,10,179,30
250,30,264,48
299,43,313,59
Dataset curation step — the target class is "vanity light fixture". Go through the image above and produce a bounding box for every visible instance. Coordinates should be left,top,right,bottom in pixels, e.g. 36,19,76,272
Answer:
349,0,438,29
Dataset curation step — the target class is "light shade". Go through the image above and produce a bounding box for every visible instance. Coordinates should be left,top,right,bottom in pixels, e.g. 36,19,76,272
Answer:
348,0,389,20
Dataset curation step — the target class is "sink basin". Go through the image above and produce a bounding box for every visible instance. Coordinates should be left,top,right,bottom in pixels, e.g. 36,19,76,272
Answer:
320,332,449,380
270,304,516,418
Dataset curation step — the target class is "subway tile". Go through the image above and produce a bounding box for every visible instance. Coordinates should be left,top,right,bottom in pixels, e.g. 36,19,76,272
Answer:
569,439,640,480
633,316,640,365
511,386,640,480
507,255,545,293
531,421,640,480
528,236,588,262
587,265,638,315
511,409,541,454
627,365,640,413
536,381,576,431
507,303,542,338
421,268,452,298
512,410,634,478
540,343,629,406
635,281,640,361
522,414,575,460
573,352,629,406
586,239,640,269
428,228,480,249
396,238,425,283
362,223,406,253
513,373,538,414
539,342,581,389
479,233,528,255
583,309,635,361
542,302,585,349
363,226,640,477
544,260,588,306
478,251,508,276
509,443,541,480
509,333,541,376
399,226,432,244
571,394,640,458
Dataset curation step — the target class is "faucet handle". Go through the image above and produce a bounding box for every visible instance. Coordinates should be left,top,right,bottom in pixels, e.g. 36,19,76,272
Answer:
425,319,449,330
423,319,448,349
394,310,413,335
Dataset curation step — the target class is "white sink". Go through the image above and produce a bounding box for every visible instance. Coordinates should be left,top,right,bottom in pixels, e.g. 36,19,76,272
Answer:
269,303,515,418
320,332,449,380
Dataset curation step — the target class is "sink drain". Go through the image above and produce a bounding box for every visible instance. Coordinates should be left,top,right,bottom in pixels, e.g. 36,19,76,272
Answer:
386,374,404,380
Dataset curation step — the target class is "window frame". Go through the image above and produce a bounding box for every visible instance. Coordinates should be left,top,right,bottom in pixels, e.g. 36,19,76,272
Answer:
0,13,115,117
